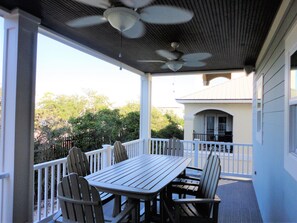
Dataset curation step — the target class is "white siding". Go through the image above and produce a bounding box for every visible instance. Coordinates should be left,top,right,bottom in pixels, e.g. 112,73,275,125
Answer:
253,1,297,221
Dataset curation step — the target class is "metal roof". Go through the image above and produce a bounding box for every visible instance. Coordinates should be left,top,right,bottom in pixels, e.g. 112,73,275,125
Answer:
0,0,282,74
177,74,253,103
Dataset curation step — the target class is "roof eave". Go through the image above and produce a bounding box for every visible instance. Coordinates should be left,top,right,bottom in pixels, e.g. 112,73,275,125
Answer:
176,99,253,104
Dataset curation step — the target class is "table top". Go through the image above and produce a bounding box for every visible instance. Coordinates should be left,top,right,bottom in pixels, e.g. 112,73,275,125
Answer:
86,154,191,200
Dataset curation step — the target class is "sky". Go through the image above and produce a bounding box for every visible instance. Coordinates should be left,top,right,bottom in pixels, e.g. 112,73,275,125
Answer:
35,33,206,109
0,17,228,111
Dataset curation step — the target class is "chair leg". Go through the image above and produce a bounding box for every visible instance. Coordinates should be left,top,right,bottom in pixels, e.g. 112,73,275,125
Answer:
212,203,219,223
160,190,166,223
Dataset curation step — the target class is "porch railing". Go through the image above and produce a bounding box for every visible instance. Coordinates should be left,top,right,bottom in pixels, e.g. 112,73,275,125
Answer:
33,138,252,222
149,138,253,176
33,139,144,222
193,132,233,143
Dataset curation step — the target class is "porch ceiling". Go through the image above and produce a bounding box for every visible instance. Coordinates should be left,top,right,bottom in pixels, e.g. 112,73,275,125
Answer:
0,0,282,74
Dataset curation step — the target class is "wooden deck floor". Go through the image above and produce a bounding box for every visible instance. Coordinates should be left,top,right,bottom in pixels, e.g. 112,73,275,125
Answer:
217,178,262,223
102,177,262,223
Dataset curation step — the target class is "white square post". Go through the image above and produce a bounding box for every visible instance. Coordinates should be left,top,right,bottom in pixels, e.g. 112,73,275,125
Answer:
140,73,152,154
0,9,39,222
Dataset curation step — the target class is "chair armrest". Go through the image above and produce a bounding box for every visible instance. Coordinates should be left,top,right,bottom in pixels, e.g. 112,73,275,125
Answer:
173,195,221,205
186,166,203,171
176,175,201,181
170,181,200,187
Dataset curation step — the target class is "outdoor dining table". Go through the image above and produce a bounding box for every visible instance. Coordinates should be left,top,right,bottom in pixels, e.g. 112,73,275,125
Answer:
85,154,191,222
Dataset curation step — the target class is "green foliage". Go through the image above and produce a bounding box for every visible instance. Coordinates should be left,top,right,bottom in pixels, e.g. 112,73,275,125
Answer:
34,92,184,163
119,102,140,115
152,112,184,139
151,107,170,132
121,111,140,141
69,109,122,150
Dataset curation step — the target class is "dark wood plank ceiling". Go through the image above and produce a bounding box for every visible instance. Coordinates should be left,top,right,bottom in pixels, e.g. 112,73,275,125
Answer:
0,0,282,74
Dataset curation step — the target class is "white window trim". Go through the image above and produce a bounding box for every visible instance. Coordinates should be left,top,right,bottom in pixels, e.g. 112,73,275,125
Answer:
256,75,263,144
284,19,297,181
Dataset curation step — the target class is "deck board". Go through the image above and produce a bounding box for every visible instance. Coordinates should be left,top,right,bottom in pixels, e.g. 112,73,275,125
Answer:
217,178,262,223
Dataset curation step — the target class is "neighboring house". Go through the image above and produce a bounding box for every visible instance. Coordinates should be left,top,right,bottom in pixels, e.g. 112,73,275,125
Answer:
177,74,253,144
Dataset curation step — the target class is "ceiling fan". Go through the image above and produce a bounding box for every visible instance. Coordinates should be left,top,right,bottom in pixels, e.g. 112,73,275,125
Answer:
66,0,193,38
138,42,212,72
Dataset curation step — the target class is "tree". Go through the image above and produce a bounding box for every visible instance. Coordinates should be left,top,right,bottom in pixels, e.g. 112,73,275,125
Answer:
34,91,111,160
151,112,184,139
69,109,122,150
34,92,185,162
121,111,140,141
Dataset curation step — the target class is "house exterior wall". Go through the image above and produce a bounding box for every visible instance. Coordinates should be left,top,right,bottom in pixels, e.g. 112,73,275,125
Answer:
253,1,297,221
183,103,252,144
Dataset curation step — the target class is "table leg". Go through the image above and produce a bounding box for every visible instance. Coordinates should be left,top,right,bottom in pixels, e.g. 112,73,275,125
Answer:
160,190,165,223
112,195,121,217
131,199,140,223
144,200,151,223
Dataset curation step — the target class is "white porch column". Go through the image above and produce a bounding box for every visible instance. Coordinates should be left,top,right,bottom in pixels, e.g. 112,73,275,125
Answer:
184,115,194,140
140,73,152,154
0,9,40,222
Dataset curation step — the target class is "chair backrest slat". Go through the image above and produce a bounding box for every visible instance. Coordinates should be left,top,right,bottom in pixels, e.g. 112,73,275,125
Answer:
114,141,128,163
197,155,221,216
165,138,184,156
58,175,76,220
69,173,85,222
58,173,105,223
67,147,90,177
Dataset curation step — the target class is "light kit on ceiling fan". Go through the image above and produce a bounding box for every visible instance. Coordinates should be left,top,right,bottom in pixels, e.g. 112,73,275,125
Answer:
138,42,212,72
166,61,184,72
103,7,140,32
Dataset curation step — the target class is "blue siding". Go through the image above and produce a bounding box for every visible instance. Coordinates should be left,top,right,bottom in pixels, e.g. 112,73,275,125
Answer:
253,1,297,222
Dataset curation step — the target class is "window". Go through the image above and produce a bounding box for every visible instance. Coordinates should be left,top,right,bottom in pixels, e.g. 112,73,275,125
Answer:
289,50,297,154
256,75,263,144
285,20,297,181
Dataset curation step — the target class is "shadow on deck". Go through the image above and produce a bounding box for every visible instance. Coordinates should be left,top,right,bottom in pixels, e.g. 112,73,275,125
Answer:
102,177,262,223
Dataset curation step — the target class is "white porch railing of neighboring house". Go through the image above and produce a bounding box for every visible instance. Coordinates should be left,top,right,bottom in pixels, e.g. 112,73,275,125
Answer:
32,138,252,222
149,138,253,176
33,139,144,223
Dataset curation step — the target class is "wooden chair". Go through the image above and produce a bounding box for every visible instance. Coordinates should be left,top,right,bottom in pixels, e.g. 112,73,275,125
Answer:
164,138,184,157
172,148,215,197
112,141,133,216
56,173,137,223
113,141,128,163
67,147,114,205
163,155,221,223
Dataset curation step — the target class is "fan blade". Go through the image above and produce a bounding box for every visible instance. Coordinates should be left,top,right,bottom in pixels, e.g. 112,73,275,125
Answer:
138,59,165,63
183,61,206,67
122,21,145,39
66,15,107,28
75,0,110,9
161,64,168,69
140,6,193,24
156,49,178,60
182,53,212,61
120,0,154,8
